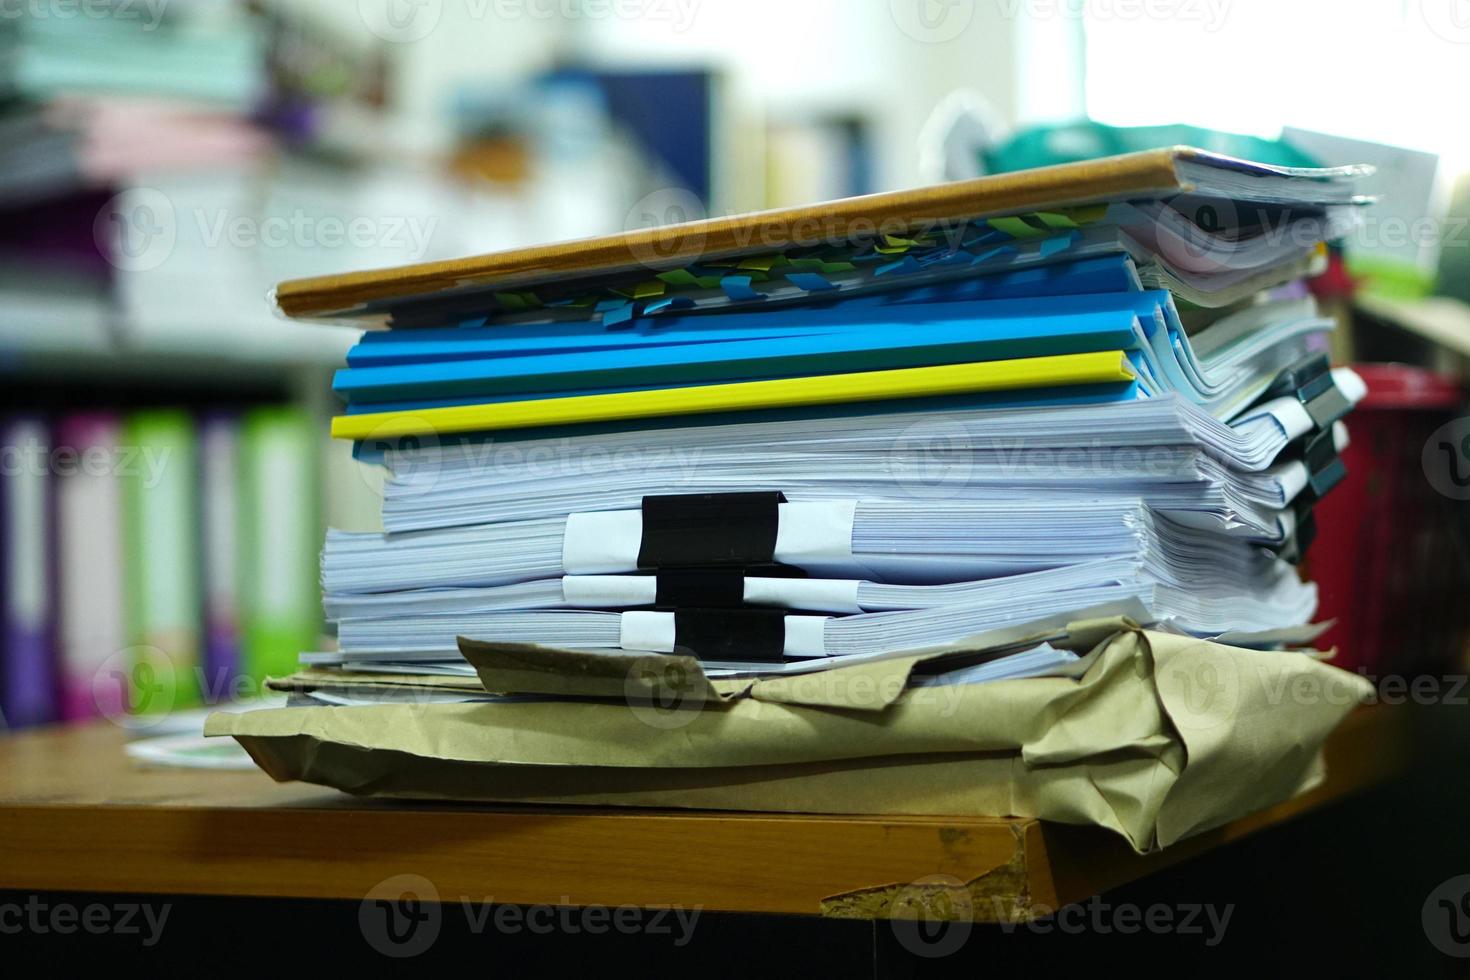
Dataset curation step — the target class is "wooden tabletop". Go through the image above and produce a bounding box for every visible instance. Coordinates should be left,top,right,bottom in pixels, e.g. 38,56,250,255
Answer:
0,708,1403,921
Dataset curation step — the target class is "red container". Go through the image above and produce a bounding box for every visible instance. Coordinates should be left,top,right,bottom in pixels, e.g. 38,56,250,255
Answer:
1308,365,1470,678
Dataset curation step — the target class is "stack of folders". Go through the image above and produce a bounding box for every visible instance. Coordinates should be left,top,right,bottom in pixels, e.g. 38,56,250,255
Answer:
278,147,1370,688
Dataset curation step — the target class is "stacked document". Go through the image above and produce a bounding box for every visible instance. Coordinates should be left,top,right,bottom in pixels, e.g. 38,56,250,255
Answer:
209,148,1378,840
283,148,1368,677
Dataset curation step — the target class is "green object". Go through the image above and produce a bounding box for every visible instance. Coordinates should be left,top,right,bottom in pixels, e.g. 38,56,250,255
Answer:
238,408,322,684
121,411,201,714
1347,254,1436,301
983,122,1323,175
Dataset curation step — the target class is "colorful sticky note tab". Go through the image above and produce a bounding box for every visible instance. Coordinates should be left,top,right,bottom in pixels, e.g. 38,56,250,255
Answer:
657,268,725,290
602,302,637,327
737,254,783,272
789,256,856,274
1038,231,1080,258
633,280,666,299
785,272,838,292
987,216,1046,239
643,296,696,315
720,276,764,301
493,291,541,311
875,255,922,278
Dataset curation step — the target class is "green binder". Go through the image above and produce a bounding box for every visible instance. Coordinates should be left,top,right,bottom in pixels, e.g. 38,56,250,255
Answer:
121,410,201,714
238,407,322,684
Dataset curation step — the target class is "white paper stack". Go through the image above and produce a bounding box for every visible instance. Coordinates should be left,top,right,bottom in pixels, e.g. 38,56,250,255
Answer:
292,151,1372,680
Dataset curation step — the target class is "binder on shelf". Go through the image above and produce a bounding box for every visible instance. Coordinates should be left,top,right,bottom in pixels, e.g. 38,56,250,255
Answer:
238,407,321,684
0,417,56,728
121,410,201,714
55,414,127,722
199,413,242,700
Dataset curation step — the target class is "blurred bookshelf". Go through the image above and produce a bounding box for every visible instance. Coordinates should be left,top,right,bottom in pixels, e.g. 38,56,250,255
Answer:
0,0,748,734
0,0,386,733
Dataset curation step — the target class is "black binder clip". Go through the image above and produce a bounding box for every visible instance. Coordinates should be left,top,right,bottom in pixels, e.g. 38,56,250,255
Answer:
1298,425,1347,500
671,608,789,662
1272,425,1343,565
653,564,806,609
1275,497,1319,566
1260,354,1353,430
637,491,788,569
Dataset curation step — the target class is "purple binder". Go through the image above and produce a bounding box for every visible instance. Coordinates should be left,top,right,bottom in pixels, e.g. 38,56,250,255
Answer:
1,417,58,729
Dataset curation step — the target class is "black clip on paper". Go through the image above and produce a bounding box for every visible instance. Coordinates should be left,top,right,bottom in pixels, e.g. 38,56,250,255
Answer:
1276,498,1319,566
1261,354,1352,431
654,564,806,608
672,608,788,662
1299,425,1347,500
637,491,788,569
1275,425,1347,565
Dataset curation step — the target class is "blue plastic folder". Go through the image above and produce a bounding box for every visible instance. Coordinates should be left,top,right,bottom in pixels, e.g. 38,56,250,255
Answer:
345,319,842,367
342,285,1184,415
346,254,1144,370
333,304,1147,404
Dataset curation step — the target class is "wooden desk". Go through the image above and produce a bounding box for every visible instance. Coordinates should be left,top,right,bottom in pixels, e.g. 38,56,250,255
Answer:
0,708,1404,921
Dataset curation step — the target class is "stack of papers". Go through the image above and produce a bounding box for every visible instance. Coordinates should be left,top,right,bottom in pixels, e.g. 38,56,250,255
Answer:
285,149,1368,677
202,147,1380,838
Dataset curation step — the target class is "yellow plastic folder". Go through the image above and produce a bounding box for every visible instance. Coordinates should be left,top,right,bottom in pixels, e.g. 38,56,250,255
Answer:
331,351,1135,440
